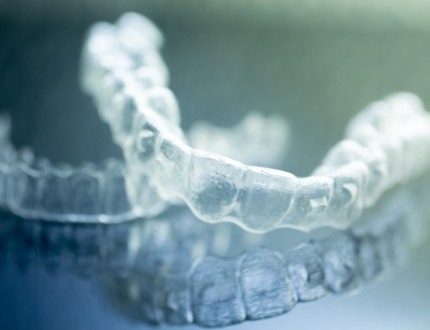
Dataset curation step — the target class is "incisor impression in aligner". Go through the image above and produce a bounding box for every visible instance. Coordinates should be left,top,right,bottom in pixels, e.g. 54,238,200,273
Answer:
0,110,287,222
83,12,430,233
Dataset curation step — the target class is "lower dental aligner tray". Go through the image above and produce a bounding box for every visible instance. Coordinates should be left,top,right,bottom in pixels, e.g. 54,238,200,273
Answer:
83,12,430,233
0,115,137,222
0,111,286,222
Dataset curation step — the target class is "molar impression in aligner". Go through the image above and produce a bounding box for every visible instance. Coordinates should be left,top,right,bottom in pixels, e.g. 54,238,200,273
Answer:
83,12,430,232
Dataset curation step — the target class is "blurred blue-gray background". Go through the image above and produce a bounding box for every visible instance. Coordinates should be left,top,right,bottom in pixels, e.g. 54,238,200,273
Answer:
1,1,430,329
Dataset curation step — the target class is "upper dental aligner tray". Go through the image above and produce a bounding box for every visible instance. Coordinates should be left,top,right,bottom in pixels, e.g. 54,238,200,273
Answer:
0,109,285,222
83,12,430,233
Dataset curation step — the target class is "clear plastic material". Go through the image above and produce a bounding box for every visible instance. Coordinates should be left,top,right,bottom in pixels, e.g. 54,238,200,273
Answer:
83,12,430,232
0,110,285,222
2,179,427,327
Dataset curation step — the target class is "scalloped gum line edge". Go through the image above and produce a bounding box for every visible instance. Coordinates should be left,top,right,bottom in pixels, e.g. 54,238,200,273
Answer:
0,110,286,222
83,12,430,233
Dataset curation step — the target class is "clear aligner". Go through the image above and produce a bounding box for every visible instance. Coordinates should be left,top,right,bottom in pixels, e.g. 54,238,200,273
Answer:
187,181,429,327
188,112,290,167
0,116,139,222
83,12,430,233
1,179,427,326
0,114,170,222
0,111,284,222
